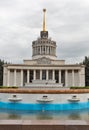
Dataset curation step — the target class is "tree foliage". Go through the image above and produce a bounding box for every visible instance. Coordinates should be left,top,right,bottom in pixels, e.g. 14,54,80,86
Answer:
83,56,89,86
0,59,5,86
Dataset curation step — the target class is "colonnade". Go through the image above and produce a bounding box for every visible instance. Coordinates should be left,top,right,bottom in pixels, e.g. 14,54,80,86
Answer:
33,46,56,56
7,69,81,87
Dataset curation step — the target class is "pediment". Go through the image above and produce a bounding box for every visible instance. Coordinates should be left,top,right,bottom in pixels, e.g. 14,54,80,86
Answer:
36,57,51,64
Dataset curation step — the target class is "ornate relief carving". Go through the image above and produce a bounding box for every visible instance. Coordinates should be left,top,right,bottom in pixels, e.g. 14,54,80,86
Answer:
37,57,51,64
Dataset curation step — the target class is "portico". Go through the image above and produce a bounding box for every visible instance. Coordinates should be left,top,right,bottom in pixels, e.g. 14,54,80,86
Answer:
4,62,84,87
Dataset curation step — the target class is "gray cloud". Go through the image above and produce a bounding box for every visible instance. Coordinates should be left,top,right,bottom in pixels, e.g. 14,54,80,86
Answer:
0,0,89,63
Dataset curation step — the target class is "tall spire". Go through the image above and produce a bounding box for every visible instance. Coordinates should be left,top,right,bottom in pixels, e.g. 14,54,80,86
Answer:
40,9,48,38
43,9,46,31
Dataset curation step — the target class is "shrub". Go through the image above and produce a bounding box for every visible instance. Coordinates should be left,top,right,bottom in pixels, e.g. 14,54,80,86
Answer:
70,86,89,89
0,86,18,89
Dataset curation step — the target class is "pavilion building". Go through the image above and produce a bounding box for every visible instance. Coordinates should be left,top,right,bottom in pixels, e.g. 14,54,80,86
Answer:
3,9,85,88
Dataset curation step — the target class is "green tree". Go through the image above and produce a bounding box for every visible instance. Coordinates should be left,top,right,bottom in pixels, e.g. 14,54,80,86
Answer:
0,59,5,86
83,56,89,86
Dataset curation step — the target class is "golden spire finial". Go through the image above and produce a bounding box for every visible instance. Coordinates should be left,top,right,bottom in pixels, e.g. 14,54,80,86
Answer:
43,8,46,31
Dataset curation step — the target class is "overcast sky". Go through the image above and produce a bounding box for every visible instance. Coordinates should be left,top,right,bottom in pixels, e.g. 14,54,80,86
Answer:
0,0,89,64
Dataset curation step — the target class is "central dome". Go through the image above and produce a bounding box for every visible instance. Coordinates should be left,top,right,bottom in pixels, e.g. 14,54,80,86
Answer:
32,9,57,60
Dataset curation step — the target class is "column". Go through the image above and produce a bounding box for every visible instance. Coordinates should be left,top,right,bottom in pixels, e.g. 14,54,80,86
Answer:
45,46,46,54
52,47,53,55
49,47,51,54
33,48,35,55
53,47,54,55
43,46,44,54
35,47,36,55
46,46,48,54
53,70,55,80
7,69,10,86
46,46,47,54
48,46,50,54
41,46,42,54
14,69,16,86
40,70,42,80
54,48,56,55
79,70,81,86
53,47,55,55
27,70,29,83
47,46,48,54
50,46,51,54
40,46,41,54
42,46,43,54
33,70,36,80
34,47,35,55
35,48,36,55
72,70,74,86
59,70,61,84
37,46,39,54
32,48,33,55
51,46,52,54
36,47,37,55
46,70,48,80
65,70,68,87
21,70,23,86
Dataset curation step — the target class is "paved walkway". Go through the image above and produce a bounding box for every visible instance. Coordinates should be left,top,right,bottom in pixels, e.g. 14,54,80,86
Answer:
0,120,88,130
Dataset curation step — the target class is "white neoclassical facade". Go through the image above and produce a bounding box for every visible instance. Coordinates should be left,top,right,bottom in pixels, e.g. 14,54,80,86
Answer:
3,9,85,88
